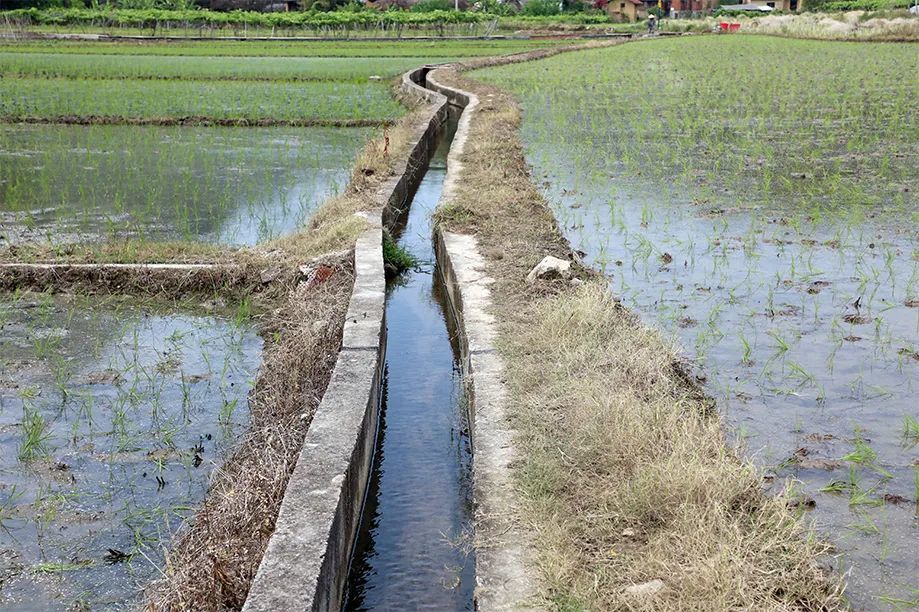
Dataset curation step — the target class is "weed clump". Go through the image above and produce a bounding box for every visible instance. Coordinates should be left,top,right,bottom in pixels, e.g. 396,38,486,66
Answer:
382,233,418,278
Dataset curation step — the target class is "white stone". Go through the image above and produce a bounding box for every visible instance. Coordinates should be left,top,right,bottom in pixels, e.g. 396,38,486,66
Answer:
526,256,571,284
624,579,665,598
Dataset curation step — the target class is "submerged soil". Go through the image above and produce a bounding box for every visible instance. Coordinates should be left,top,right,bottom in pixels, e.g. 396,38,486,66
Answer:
0,293,262,610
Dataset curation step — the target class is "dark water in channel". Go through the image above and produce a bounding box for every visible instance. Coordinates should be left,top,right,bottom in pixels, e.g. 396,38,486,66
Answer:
343,110,475,610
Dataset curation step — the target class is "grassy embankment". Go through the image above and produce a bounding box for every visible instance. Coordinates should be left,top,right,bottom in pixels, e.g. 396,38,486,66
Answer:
430,47,848,609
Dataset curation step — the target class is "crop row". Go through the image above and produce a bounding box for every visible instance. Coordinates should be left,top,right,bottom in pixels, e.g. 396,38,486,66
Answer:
0,77,404,122
0,52,446,82
1,7,489,29
0,38,560,58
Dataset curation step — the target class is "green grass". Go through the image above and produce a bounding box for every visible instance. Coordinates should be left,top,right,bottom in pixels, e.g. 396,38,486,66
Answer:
0,76,402,123
0,52,451,82
382,233,419,276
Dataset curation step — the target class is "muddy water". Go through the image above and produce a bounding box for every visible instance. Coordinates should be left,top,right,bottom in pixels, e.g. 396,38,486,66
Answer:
343,110,475,610
0,124,373,246
531,149,918,607
0,293,261,610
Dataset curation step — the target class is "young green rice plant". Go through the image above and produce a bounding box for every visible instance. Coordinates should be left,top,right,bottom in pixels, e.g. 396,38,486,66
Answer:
842,431,892,479
32,561,93,574
847,511,881,535
18,403,53,462
233,298,251,327
0,484,24,528
899,415,919,451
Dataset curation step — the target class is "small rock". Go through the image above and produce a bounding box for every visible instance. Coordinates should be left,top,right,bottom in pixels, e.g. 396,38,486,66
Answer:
260,265,283,284
787,495,817,510
312,320,328,335
368,75,382,81
570,278,583,287
526,256,571,284
621,528,635,537
623,579,665,598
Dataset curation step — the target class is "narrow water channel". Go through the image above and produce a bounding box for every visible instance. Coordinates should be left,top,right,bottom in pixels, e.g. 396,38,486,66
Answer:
343,107,475,610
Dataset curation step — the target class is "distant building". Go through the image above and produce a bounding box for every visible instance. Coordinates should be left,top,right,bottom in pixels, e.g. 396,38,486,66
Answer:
605,0,646,22
668,0,715,17
719,0,803,11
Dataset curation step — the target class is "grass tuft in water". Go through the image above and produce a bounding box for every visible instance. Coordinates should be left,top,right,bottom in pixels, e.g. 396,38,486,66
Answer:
382,233,418,278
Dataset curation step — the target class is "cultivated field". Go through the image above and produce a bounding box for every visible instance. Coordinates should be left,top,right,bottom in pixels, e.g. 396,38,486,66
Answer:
475,35,918,609
0,39,561,251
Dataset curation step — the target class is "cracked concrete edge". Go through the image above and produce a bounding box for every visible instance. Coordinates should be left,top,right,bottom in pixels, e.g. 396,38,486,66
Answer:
428,69,540,611
242,67,449,612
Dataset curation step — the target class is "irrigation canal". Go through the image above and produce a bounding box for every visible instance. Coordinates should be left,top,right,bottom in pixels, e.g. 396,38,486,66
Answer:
342,107,476,610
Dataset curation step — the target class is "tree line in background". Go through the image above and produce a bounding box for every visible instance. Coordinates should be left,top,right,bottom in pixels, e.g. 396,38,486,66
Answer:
0,0,602,17
0,0,910,26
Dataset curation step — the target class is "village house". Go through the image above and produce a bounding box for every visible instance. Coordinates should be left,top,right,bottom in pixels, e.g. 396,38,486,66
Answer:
739,0,802,11
605,0,646,22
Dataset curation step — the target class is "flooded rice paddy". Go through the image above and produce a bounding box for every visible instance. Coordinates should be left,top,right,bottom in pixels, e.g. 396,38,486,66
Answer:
477,36,918,608
0,124,373,246
0,293,261,609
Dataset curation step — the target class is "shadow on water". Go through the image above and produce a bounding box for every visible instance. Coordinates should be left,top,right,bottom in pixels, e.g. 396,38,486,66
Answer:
343,106,475,611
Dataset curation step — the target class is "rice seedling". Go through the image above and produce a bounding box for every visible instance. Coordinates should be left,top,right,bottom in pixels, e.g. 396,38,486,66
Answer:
0,38,561,59
0,77,403,124
18,403,53,461
0,52,451,83
903,415,919,442
32,561,93,574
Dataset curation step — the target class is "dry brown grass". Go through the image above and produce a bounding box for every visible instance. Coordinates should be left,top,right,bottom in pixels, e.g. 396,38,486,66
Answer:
272,101,434,263
434,66,845,610
144,253,353,612
741,11,919,42
506,284,842,610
